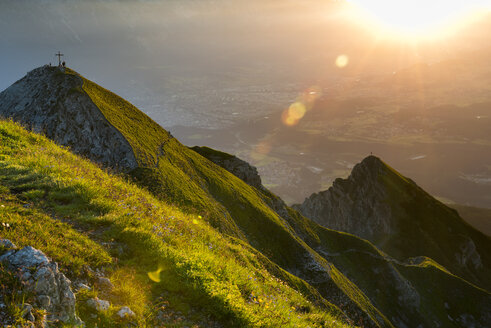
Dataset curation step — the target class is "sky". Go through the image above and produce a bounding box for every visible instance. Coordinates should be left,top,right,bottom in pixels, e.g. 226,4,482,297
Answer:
1,0,490,127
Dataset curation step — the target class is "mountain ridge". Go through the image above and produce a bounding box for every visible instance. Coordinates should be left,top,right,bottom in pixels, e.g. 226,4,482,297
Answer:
295,155,491,291
1,66,490,327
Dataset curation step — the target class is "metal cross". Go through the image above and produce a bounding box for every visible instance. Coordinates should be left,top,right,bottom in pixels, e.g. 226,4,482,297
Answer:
55,51,64,66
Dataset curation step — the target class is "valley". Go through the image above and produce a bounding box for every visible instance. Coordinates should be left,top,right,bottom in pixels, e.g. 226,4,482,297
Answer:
170,50,491,208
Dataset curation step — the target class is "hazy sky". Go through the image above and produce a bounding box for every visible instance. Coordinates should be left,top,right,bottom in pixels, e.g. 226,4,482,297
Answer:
1,0,490,127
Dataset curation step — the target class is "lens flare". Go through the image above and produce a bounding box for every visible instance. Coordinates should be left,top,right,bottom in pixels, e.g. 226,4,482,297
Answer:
281,86,322,127
282,102,306,126
335,55,349,68
148,266,164,282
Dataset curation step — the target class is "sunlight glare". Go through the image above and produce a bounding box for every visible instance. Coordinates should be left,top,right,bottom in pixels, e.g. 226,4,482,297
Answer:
347,0,491,38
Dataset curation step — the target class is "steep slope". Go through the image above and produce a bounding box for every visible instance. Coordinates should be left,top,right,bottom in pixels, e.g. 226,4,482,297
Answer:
194,147,491,328
2,67,490,327
0,66,137,169
294,156,491,291
0,67,388,326
0,119,351,327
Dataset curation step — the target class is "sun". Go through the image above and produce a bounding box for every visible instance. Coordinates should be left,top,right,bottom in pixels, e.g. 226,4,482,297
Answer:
347,0,490,39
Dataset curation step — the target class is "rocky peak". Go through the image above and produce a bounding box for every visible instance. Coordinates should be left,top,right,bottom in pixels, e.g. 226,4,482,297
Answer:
0,66,137,170
351,155,387,180
295,155,491,290
293,155,395,241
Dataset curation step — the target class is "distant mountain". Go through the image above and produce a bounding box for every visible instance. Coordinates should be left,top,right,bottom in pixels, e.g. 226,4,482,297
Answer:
294,156,491,291
1,66,490,327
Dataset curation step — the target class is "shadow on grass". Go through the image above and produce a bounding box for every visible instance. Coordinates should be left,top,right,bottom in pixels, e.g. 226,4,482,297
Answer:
0,162,112,219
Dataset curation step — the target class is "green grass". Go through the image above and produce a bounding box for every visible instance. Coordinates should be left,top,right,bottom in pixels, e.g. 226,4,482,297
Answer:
261,197,491,328
0,119,351,327
69,69,172,167
3,67,489,327
68,68,316,269
376,158,491,291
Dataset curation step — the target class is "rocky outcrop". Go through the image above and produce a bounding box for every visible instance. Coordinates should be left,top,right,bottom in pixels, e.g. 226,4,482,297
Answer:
0,66,137,170
293,156,395,241
456,237,483,270
0,240,83,326
295,156,491,292
191,146,263,189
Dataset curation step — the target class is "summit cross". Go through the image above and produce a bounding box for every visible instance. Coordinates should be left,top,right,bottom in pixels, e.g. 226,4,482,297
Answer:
55,51,64,66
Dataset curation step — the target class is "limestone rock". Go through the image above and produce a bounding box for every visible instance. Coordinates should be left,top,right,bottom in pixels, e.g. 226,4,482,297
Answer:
293,156,394,241
96,276,114,291
117,306,135,318
0,241,83,326
86,298,110,312
0,66,137,170
0,239,17,249
456,237,483,270
76,282,91,291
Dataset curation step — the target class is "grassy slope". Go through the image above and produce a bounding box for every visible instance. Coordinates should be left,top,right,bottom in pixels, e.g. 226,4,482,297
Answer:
74,71,406,326
70,69,172,167
376,160,491,290
0,119,351,327
72,68,332,271
192,147,491,327
273,206,491,328
16,68,488,326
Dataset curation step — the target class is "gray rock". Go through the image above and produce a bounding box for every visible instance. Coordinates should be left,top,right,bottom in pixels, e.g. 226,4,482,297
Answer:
96,277,114,291
116,306,135,318
0,245,83,326
37,295,51,308
6,246,49,268
456,237,483,270
86,298,110,312
76,283,91,291
293,156,394,241
0,239,17,249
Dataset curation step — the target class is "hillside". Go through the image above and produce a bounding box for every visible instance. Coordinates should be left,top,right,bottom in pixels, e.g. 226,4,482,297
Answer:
1,66,491,327
294,156,491,291
0,119,350,327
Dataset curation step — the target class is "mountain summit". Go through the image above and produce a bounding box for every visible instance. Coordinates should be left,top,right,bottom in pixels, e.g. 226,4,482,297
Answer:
295,156,395,241
295,155,491,290
0,66,143,169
